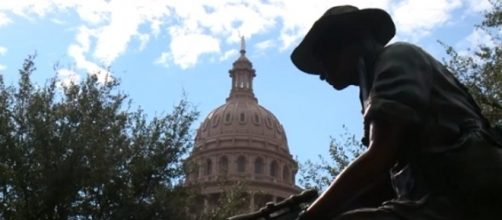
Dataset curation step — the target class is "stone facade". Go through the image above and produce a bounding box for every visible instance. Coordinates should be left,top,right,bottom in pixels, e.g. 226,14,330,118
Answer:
185,38,300,211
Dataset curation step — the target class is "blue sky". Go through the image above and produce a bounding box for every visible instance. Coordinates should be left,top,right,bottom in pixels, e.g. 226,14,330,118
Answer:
0,0,494,165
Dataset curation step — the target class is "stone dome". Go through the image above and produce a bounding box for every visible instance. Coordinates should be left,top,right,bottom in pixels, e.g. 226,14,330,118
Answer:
186,38,299,210
195,100,289,153
193,38,290,155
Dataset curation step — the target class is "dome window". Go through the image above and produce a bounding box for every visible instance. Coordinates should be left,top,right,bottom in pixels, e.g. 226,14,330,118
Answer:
211,115,220,127
253,114,260,125
207,111,214,119
219,156,229,175
283,166,290,183
202,121,209,131
265,117,273,128
237,156,246,173
239,112,246,123
270,161,278,177
255,157,264,174
275,122,282,134
205,159,213,176
224,113,232,124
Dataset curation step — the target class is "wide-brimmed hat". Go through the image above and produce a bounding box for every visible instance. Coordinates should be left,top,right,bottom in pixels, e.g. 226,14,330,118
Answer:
291,5,395,75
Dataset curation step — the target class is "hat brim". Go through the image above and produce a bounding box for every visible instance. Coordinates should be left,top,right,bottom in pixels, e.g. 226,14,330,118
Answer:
291,8,395,75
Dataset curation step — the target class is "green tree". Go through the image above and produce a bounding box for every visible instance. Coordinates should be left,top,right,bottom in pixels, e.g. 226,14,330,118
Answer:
198,180,250,220
0,55,199,219
442,0,502,126
298,126,364,191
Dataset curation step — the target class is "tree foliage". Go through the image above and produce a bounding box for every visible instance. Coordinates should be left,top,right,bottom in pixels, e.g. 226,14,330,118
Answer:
198,180,250,220
0,55,199,219
298,126,364,191
442,0,502,126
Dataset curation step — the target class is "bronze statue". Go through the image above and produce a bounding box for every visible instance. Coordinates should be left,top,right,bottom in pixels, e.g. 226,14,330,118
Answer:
289,5,502,220
228,189,318,220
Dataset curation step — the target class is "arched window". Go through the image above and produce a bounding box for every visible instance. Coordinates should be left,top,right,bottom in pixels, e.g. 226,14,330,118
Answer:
234,75,240,88
211,115,219,127
237,156,246,173
254,114,260,124
265,117,273,128
270,161,278,177
219,156,229,174
240,112,246,122
255,157,264,174
283,166,290,182
205,159,212,175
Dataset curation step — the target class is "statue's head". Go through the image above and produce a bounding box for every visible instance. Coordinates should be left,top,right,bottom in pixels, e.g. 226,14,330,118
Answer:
291,5,395,90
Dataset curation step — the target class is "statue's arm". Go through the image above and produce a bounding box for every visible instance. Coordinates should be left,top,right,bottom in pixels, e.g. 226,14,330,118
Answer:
300,119,405,219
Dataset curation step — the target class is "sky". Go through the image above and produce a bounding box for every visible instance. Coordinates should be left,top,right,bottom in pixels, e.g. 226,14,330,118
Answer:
0,0,495,165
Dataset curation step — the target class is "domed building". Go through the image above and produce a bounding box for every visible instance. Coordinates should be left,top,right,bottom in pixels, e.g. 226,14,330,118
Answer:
185,38,300,211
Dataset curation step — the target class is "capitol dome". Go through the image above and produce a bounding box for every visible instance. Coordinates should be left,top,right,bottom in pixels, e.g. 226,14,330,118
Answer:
186,38,299,211
194,98,289,153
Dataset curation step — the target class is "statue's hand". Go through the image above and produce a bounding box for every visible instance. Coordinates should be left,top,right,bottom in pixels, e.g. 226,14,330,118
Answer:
296,208,323,220
228,189,319,220
296,210,307,220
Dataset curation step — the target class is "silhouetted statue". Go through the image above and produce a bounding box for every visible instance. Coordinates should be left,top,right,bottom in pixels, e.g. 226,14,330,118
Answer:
228,189,318,220
287,5,502,220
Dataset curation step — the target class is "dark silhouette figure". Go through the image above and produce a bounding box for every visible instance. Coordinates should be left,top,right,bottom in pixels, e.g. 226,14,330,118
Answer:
291,5,502,220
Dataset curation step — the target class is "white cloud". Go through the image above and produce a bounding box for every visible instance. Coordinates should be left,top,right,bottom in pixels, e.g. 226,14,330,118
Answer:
168,26,220,69
255,40,274,51
0,12,11,27
50,18,65,25
219,49,238,61
73,0,110,25
68,0,171,69
67,26,112,84
0,0,170,73
92,1,144,65
0,46,6,72
0,1,47,18
0,46,7,56
0,0,73,20
466,0,492,13
466,28,496,48
275,0,392,49
137,33,150,51
0,0,482,71
453,27,498,65
453,25,498,55
274,1,330,49
390,0,463,41
56,68,81,87
155,52,171,68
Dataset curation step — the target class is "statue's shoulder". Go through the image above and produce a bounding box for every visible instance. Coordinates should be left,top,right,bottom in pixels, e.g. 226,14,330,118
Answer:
381,42,427,57
376,42,433,68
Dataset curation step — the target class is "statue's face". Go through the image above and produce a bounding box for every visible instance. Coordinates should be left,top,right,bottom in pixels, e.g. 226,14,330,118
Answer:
317,43,360,90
